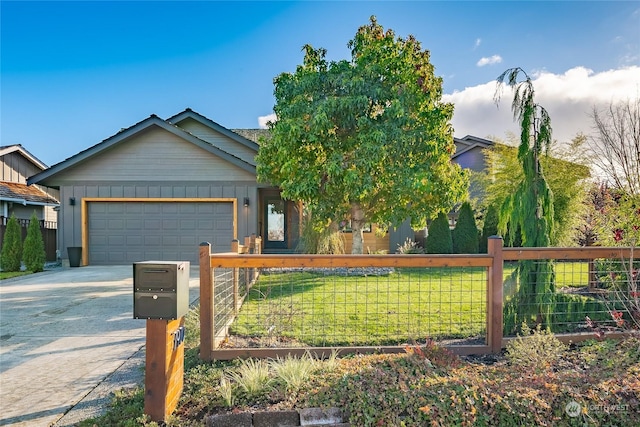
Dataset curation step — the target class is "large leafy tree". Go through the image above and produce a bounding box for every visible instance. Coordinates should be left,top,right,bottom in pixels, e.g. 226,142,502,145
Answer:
495,68,555,332
257,17,467,254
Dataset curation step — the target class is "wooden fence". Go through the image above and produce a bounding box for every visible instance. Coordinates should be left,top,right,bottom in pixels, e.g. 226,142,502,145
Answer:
199,237,634,360
0,216,58,262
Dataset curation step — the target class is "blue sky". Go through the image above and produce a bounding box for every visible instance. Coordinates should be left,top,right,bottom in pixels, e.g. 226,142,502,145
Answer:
2,1,639,166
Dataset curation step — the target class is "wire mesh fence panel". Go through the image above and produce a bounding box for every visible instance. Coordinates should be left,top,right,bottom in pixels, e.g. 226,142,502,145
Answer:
502,258,638,336
213,268,234,335
225,266,487,348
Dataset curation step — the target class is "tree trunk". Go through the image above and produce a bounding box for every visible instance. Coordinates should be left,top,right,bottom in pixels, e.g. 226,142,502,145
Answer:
350,202,365,254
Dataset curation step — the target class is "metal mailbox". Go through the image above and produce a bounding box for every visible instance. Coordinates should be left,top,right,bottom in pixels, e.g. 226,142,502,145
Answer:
133,261,189,319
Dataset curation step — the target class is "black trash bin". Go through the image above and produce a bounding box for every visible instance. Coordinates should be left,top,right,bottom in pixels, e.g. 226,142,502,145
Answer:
68,247,82,267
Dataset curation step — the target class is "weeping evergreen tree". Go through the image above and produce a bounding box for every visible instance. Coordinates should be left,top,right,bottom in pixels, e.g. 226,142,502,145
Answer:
495,68,555,334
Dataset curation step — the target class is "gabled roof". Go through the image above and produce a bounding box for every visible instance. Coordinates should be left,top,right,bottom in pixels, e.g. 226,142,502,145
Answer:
452,135,495,159
0,181,59,206
231,128,272,145
28,114,257,187
0,144,48,170
167,108,259,152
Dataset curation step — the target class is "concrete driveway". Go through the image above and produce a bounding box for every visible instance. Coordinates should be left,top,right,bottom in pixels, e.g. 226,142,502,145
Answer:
0,265,201,427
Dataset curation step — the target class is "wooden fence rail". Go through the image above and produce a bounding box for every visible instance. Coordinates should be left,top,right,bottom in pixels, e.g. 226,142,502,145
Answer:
199,237,635,360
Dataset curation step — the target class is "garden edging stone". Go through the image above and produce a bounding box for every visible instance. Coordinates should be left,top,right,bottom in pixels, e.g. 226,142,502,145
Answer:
206,407,348,427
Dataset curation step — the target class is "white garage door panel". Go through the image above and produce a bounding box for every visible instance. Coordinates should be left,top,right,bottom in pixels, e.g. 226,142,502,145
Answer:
88,201,234,265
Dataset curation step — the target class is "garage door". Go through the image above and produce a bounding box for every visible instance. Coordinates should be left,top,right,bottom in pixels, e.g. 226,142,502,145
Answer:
87,201,234,265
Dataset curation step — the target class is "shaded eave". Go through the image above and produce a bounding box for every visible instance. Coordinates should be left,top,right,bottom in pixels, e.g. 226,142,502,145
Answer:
27,115,256,188
167,108,260,152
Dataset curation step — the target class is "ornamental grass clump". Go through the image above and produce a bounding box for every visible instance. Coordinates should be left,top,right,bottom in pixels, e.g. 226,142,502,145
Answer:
270,352,318,393
228,358,272,400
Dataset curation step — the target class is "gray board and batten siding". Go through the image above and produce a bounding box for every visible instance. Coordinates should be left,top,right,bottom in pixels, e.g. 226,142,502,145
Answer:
29,114,261,265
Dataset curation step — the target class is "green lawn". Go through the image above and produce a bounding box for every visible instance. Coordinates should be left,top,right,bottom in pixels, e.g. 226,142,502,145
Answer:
231,267,488,346
230,262,604,346
0,271,33,280
503,261,591,288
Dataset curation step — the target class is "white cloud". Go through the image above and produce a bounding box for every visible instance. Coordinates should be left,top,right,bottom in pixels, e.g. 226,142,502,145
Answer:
476,55,502,67
258,113,277,128
443,66,640,144
474,38,482,49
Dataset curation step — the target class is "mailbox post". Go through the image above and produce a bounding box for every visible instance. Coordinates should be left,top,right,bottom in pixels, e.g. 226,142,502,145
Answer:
133,261,189,423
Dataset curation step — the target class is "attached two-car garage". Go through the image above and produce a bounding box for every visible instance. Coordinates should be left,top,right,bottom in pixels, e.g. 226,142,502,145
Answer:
85,199,235,265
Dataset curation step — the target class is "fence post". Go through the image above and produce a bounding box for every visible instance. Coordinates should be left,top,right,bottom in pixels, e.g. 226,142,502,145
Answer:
243,236,252,286
199,242,213,361
487,236,504,353
231,240,240,313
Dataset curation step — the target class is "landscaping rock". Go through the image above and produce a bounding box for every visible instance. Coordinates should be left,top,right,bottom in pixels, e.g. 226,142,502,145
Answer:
206,412,253,427
253,409,300,426
299,407,344,426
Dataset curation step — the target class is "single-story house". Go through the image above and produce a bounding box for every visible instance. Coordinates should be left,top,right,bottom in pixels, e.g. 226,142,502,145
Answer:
1,144,60,261
27,109,494,265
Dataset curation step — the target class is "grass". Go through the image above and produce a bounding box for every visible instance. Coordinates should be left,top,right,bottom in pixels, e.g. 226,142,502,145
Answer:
0,270,34,280
230,262,603,346
503,261,590,289
231,267,488,346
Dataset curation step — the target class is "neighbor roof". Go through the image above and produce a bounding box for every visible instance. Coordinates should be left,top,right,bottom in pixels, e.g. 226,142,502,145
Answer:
0,144,49,170
0,181,59,206
452,135,495,159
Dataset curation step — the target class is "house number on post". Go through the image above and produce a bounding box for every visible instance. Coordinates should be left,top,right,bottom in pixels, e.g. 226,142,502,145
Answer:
172,326,185,350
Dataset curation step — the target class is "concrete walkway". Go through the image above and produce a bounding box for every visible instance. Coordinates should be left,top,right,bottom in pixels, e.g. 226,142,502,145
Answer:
0,265,201,427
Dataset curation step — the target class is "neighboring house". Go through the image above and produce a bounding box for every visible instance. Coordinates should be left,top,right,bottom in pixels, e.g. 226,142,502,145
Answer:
1,144,60,261
452,135,495,173
27,109,495,265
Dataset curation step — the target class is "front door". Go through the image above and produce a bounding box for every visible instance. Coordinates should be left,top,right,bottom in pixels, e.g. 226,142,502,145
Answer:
264,198,287,250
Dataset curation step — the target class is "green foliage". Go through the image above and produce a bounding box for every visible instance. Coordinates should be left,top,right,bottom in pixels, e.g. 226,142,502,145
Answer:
83,304,640,427
425,212,452,254
505,323,566,372
495,67,556,329
297,214,345,254
270,352,318,393
1,214,22,272
22,212,46,273
218,375,235,408
228,358,272,399
256,16,467,253
480,136,590,246
479,203,499,252
452,202,479,253
76,387,159,427
395,237,424,254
